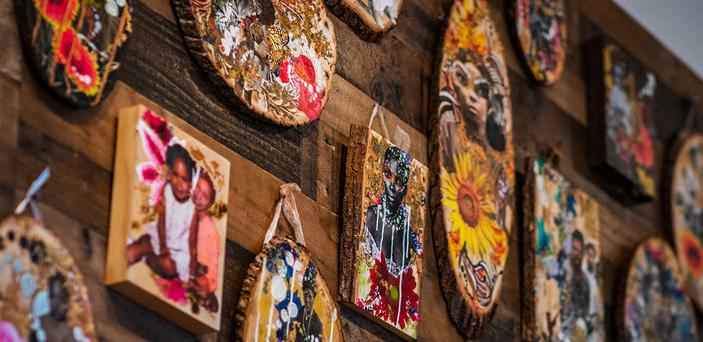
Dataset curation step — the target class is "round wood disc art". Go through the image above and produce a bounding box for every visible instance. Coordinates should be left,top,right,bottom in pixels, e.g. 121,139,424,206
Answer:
236,237,343,341
508,0,566,85
324,0,403,41
173,0,337,126
430,0,514,338
15,0,132,106
0,215,96,341
670,132,703,307
619,237,698,341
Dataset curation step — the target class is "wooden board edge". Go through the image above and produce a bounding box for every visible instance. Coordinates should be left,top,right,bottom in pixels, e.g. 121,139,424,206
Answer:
338,125,369,303
520,157,537,342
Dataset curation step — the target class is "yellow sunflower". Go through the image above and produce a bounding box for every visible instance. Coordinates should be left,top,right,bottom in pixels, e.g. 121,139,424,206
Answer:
441,151,507,264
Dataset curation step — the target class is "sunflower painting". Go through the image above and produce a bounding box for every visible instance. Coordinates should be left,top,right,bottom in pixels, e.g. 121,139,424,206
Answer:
431,0,514,337
15,0,132,106
340,126,427,339
173,0,337,126
525,160,603,341
670,132,703,307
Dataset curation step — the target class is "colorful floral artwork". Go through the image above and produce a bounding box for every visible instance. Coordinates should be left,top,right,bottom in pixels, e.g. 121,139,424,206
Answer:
341,126,427,338
621,237,698,341
590,40,657,200
15,0,132,106
431,0,514,336
324,0,403,40
173,0,336,126
237,237,343,341
670,133,703,307
0,215,96,341
511,0,566,85
527,160,604,341
106,105,230,333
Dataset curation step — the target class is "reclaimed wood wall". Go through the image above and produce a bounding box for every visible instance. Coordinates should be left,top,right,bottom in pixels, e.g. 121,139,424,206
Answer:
1,0,702,340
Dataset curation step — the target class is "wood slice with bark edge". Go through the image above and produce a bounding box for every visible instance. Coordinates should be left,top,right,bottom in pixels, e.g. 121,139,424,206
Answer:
520,157,538,342
324,0,404,42
614,237,700,341
171,0,337,127
585,37,657,204
664,131,703,309
14,0,132,107
428,0,514,338
0,214,97,341
235,236,344,342
338,125,426,340
505,0,567,86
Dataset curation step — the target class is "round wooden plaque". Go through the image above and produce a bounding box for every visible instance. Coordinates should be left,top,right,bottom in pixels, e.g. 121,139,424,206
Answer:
508,0,566,85
14,0,132,106
324,0,404,41
172,0,337,126
619,237,698,341
430,0,515,338
235,237,343,341
669,132,703,307
0,215,96,341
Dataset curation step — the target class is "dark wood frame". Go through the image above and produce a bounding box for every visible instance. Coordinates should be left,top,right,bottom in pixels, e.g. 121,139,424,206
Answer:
324,0,404,42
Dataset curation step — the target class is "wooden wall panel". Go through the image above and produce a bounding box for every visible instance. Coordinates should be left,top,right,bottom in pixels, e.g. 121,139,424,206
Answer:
1,0,702,340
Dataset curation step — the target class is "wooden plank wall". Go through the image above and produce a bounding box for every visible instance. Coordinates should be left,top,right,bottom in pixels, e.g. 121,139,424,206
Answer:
1,0,701,340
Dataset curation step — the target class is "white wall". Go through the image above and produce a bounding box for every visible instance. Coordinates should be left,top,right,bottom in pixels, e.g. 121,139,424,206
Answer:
613,0,703,79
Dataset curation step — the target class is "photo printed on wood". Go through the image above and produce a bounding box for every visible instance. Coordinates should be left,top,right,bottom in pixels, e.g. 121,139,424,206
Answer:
618,237,698,341
669,132,703,308
508,0,567,85
340,125,427,339
430,0,515,338
325,0,403,41
0,215,96,341
106,105,230,333
236,237,343,342
524,159,604,341
172,0,337,126
15,0,132,106
587,39,657,202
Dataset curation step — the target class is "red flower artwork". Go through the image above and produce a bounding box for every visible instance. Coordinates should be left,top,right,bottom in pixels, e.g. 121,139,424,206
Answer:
135,109,179,205
357,253,420,329
280,55,322,121
34,0,78,28
681,231,703,278
54,28,100,95
154,277,188,305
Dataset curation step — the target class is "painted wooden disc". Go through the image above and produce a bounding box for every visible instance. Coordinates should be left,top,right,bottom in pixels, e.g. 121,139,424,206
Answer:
509,0,566,85
173,0,337,126
324,0,403,41
0,215,96,341
430,0,514,338
620,237,698,341
236,237,343,341
15,0,132,106
670,132,703,307
524,159,604,341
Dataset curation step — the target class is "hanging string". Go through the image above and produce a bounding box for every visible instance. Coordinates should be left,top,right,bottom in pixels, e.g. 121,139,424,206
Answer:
368,103,412,151
14,167,51,222
264,183,306,246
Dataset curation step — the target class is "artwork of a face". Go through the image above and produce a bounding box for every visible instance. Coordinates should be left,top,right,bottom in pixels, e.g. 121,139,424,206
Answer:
15,0,132,106
622,238,698,341
0,216,96,341
602,42,657,198
529,160,604,341
432,0,514,333
512,0,566,85
106,106,230,333
345,128,427,338
174,0,336,126
671,133,703,307
238,238,343,341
